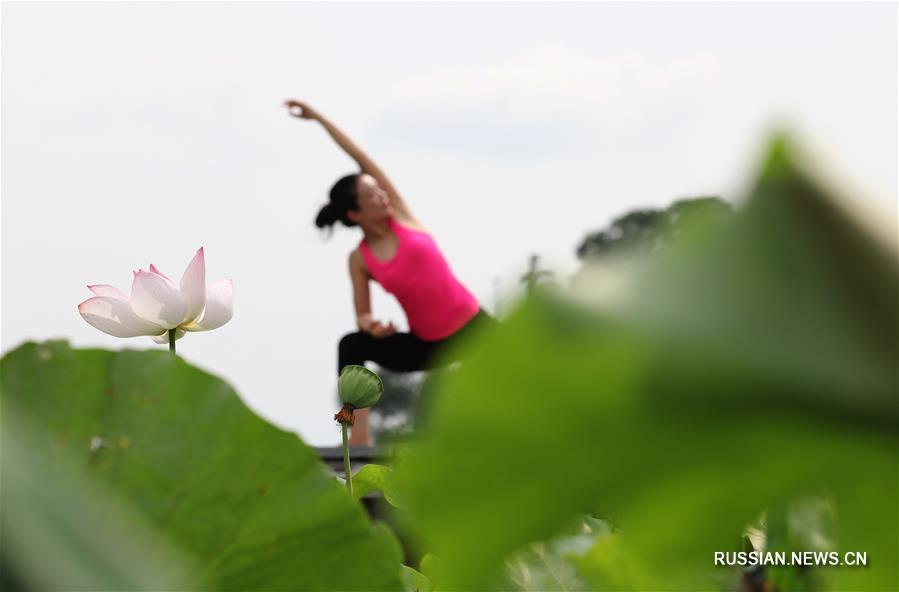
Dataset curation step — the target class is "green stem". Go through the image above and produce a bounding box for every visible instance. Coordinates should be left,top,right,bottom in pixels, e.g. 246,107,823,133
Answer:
168,329,176,355
341,422,353,498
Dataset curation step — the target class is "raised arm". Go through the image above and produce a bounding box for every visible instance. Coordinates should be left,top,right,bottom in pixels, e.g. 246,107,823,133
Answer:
284,100,418,225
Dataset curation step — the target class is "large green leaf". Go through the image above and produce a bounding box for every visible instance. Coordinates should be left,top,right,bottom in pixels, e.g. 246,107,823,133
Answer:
1,341,404,591
398,135,897,590
3,405,193,591
353,463,403,508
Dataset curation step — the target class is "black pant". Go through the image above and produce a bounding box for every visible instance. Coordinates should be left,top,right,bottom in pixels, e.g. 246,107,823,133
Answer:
337,310,495,375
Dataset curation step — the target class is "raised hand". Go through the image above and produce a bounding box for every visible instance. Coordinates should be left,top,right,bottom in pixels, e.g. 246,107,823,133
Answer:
283,99,319,120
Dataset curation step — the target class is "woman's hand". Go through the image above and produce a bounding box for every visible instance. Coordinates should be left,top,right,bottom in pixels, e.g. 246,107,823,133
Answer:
368,320,397,338
283,99,319,121
359,315,397,338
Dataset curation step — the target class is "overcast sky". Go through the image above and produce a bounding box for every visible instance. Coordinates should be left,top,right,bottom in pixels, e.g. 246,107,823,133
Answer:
2,2,896,446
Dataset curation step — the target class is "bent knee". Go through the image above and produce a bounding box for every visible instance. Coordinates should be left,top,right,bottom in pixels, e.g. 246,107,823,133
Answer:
339,331,372,353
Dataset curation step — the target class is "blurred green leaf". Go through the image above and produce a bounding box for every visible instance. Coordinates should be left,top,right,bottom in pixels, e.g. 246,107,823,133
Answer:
398,135,897,591
495,515,611,592
763,498,838,592
2,405,192,590
418,553,442,589
353,463,403,508
499,544,590,592
1,341,404,591
547,514,613,558
401,564,431,592
627,134,896,421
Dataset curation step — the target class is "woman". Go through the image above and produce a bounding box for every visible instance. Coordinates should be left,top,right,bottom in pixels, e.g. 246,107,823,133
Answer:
285,100,493,445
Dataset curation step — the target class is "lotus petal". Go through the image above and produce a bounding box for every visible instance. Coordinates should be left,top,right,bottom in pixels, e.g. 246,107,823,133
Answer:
88,284,129,300
78,297,166,338
151,329,186,344
179,247,206,325
130,270,187,329
149,264,172,281
184,279,233,332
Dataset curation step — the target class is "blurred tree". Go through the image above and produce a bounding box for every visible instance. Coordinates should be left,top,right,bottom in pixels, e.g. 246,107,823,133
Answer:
520,254,556,295
576,196,732,261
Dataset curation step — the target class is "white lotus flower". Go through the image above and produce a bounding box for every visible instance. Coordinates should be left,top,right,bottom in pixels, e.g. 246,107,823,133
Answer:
78,247,233,345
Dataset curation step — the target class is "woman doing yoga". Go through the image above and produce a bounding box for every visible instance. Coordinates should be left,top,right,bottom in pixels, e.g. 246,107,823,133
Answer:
285,100,493,446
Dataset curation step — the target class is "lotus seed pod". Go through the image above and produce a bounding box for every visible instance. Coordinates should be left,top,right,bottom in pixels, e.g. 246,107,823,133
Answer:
338,365,384,409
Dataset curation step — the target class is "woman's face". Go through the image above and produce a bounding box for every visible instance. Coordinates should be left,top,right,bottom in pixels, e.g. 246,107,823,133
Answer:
349,174,392,224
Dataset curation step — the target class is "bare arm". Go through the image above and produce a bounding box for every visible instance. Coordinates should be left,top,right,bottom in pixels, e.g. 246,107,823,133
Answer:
284,100,419,225
349,250,396,338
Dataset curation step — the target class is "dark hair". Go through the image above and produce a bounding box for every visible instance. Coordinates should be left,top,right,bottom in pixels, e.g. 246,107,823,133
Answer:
315,173,360,229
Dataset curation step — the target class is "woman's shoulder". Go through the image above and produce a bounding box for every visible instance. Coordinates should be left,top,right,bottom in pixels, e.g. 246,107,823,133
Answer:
349,247,372,276
349,247,365,266
391,214,428,234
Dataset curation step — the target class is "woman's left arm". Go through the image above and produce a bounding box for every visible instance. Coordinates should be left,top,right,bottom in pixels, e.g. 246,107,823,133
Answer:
284,100,418,224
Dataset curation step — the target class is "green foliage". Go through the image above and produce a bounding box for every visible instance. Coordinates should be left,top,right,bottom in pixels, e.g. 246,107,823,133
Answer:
1,342,404,591
495,515,612,592
353,464,403,508
501,544,590,592
764,498,839,592
418,553,442,586
3,406,192,590
401,565,432,592
3,133,892,592
398,135,897,590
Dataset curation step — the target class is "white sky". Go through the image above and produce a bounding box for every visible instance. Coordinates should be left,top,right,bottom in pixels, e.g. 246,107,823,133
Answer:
2,1,896,446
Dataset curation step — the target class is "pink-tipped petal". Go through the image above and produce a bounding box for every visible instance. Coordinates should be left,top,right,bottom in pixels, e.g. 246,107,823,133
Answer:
87,284,129,300
179,247,206,325
151,328,185,344
130,270,186,329
184,279,233,332
149,264,172,281
78,297,166,338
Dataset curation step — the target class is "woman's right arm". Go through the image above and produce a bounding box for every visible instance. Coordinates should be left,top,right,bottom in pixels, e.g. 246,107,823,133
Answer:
349,250,396,338
284,100,418,225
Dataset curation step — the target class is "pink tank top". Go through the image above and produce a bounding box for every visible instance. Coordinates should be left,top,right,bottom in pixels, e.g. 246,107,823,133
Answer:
359,218,480,341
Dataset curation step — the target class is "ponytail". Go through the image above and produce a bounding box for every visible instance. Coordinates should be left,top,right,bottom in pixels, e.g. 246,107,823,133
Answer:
314,173,360,231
